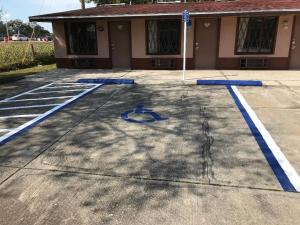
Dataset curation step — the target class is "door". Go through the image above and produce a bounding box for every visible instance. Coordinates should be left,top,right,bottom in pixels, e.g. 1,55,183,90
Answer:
290,16,300,69
109,21,131,69
194,18,219,69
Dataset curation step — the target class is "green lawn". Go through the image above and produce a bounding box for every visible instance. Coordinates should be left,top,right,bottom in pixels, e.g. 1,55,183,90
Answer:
0,42,55,71
0,64,56,81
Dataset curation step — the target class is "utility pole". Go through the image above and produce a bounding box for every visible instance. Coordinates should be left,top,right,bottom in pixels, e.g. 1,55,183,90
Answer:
80,0,85,9
2,10,10,41
5,22,9,41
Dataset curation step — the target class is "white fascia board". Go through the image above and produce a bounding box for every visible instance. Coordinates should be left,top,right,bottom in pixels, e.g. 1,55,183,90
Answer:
29,8,300,21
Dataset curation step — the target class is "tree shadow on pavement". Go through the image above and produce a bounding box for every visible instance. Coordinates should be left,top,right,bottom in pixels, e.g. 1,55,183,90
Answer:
0,83,281,225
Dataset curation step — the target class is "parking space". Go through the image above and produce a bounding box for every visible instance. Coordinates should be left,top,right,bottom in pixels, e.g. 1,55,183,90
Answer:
0,69,300,225
239,85,300,187
25,83,282,191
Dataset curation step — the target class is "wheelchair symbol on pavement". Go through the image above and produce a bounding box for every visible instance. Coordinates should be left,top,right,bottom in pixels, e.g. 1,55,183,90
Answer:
121,104,169,124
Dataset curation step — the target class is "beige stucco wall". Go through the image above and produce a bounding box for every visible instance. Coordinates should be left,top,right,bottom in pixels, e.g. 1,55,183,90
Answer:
131,18,194,58
219,15,294,58
52,15,293,62
52,22,67,58
52,20,110,58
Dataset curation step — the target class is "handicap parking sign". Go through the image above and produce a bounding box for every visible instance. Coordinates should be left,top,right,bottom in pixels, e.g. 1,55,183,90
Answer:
182,10,190,22
121,104,168,124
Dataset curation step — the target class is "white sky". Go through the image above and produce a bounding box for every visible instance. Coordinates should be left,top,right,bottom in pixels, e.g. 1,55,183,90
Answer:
1,0,96,32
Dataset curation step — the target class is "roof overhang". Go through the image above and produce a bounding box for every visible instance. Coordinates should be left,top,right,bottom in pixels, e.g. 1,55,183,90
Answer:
29,9,300,22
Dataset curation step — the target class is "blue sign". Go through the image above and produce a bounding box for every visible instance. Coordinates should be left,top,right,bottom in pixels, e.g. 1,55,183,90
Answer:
187,19,192,28
121,104,168,124
182,10,190,22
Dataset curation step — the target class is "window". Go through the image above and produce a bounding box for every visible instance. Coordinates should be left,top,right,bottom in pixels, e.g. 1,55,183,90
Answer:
236,17,277,54
147,20,181,55
65,22,97,55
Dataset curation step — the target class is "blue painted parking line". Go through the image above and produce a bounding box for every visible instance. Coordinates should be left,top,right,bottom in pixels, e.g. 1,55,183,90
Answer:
197,80,263,86
121,104,168,124
0,82,103,146
77,78,134,85
227,85,300,192
197,80,300,192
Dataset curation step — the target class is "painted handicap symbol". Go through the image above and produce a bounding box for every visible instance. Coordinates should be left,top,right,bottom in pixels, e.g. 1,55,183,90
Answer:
121,104,168,124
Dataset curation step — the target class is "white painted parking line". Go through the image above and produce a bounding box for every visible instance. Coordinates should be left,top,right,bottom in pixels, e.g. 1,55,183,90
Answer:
1,83,54,102
52,82,95,86
44,84,94,89
231,86,300,192
28,89,87,95
0,104,60,111
0,129,13,133
0,114,41,120
0,83,103,146
7,96,75,102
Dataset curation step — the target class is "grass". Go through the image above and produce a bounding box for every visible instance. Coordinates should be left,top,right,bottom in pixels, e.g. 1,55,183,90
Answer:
0,64,56,82
0,42,55,71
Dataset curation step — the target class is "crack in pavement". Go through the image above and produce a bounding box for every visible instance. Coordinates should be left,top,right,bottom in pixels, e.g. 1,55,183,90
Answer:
200,106,215,180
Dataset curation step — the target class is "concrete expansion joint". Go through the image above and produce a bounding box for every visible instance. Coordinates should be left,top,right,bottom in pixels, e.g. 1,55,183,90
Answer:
0,165,285,194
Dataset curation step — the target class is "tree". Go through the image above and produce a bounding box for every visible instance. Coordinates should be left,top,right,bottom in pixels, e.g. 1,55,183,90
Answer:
33,24,51,37
0,10,7,37
7,19,23,35
80,0,85,9
0,20,50,37
0,22,5,37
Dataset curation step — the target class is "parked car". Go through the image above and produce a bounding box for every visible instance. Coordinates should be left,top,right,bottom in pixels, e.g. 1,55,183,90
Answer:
12,34,29,41
37,36,52,42
0,36,4,42
3,36,11,42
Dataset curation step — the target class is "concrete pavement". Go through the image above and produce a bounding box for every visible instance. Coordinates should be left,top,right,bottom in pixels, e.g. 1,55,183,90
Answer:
0,69,300,225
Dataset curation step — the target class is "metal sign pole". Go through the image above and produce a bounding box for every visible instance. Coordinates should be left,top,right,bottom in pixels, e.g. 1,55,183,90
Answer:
182,10,189,81
183,20,187,81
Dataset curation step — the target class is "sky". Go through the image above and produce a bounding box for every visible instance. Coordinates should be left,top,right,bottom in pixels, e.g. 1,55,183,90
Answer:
0,0,95,32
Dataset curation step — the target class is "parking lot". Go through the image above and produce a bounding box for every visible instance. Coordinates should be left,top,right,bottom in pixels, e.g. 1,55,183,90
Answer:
0,69,300,225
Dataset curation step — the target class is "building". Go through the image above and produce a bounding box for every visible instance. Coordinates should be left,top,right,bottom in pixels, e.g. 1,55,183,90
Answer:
30,0,300,70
